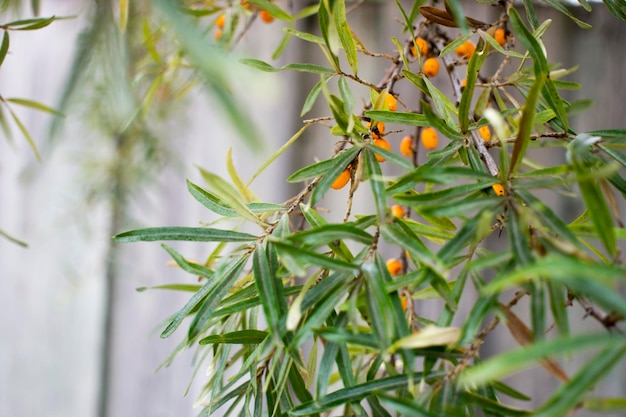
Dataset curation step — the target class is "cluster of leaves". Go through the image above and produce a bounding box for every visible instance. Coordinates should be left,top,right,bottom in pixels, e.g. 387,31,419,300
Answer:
115,1,626,416
0,7,68,246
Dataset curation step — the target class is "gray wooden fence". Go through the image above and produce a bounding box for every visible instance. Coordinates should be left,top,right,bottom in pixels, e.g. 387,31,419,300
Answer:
1,1,625,416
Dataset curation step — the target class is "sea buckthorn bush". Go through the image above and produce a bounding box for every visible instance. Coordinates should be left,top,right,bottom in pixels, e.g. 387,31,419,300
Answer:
114,1,626,416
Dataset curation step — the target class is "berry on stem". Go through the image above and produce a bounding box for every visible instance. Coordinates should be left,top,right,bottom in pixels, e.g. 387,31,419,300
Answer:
368,121,385,139
400,135,414,157
411,37,429,57
215,13,226,29
479,125,491,141
386,258,402,276
420,127,438,150
492,183,505,196
373,138,391,162
494,28,507,47
260,10,274,23
385,93,397,112
331,168,351,190
423,57,440,78
455,40,475,59
391,205,405,218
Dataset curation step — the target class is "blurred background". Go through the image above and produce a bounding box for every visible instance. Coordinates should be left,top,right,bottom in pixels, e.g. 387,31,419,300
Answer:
1,1,625,416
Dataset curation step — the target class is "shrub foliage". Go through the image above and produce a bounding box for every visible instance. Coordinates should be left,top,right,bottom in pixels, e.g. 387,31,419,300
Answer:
116,1,626,416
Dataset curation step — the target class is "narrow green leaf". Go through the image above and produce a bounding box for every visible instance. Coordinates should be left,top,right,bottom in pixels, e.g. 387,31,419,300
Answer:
573,166,616,257
199,167,269,227
517,189,582,249
289,224,374,246
362,260,396,350
283,27,324,45
186,255,250,340
393,182,495,206
240,58,336,74
113,226,257,243
271,240,359,275
389,167,496,193
423,196,503,218
12,16,56,30
284,63,336,74
301,77,326,116
7,106,41,161
508,73,544,177
547,280,570,336
136,284,202,293
364,110,428,126
460,333,625,387
508,207,532,265
199,330,268,345
253,243,286,343
162,244,213,279
227,147,256,203
333,0,357,73
316,312,347,398
0,31,9,67
541,0,592,29
157,256,242,339
379,395,440,417
291,372,443,416
459,41,488,133
509,8,549,76
187,180,238,217
483,255,626,317
0,228,27,247
533,345,626,417
461,391,530,417
363,147,387,223
588,129,626,139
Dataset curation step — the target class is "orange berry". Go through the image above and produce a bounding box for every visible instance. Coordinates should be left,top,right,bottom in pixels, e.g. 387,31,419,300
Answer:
411,37,429,57
214,29,223,41
460,79,467,89
494,28,506,47
455,40,475,59
401,295,409,310
386,258,402,276
367,121,385,139
492,183,505,196
400,135,414,157
331,168,351,190
479,125,491,141
423,57,440,78
385,93,397,112
420,127,438,150
373,138,391,162
215,13,226,29
391,205,405,218
260,10,274,23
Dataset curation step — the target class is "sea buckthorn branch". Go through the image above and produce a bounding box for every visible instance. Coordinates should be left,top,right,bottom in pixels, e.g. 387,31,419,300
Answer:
575,295,624,333
484,131,575,148
434,36,501,176
433,290,528,392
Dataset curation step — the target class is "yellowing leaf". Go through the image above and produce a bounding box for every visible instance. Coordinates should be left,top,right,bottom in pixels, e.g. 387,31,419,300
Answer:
388,325,460,352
